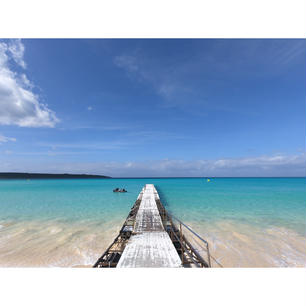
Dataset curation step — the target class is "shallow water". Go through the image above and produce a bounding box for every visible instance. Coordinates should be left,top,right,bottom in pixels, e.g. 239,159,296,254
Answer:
0,178,305,267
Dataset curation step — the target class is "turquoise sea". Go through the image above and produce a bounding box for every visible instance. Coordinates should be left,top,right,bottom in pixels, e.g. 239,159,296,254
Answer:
0,178,305,267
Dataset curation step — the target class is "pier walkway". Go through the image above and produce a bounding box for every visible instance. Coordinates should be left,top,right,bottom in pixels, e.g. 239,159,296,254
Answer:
93,184,219,268
117,184,182,267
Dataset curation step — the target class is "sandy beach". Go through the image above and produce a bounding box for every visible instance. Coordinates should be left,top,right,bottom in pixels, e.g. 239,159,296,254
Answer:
1,218,305,267
189,221,306,267
0,220,119,267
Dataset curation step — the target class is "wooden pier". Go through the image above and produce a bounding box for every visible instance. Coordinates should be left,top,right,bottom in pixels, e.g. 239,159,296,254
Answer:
117,184,181,267
93,184,219,268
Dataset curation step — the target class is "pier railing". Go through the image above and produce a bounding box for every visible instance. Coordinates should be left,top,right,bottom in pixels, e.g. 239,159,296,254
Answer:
167,213,223,268
168,213,211,267
155,198,222,268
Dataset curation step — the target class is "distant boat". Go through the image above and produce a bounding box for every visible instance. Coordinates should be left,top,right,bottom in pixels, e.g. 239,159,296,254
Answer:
113,188,127,193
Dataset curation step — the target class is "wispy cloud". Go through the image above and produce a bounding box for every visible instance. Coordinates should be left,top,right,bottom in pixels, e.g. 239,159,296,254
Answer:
271,40,306,67
36,128,187,152
2,153,305,177
113,40,306,107
113,53,183,101
57,124,131,131
0,134,16,143
0,39,58,127
114,55,139,72
102,153,306,177
7,39,26,68
37,140,132,151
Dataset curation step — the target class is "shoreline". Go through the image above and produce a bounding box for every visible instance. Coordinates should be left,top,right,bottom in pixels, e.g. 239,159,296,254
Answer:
0,218,305,268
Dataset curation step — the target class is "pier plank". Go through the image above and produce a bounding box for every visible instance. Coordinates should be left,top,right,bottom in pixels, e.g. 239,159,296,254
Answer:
116,232,182,268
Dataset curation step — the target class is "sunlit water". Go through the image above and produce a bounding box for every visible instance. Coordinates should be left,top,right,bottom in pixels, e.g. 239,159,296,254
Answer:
0,178,305,267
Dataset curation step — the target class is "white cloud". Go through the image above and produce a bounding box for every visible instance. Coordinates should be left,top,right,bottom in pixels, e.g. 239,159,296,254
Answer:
20,73,33,89
2,153,305,177
87,106,93,111
7,39,26,69
0,40,58,127
0,134,16,143
100,154,306,177
114,55,139,72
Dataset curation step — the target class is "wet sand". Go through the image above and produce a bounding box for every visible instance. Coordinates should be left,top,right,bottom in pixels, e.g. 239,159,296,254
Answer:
187,221,306,267
0,219,305,267
0,220,120,267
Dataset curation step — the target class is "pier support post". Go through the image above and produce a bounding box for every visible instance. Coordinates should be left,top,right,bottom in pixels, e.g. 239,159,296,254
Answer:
180,223,184,264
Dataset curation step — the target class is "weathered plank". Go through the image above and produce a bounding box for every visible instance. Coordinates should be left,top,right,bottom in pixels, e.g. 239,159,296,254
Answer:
116,232,182,268
133,187,164,233
134,209,164,233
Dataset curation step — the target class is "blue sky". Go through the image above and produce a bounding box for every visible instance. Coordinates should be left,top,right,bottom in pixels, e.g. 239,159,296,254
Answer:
0,39,305,177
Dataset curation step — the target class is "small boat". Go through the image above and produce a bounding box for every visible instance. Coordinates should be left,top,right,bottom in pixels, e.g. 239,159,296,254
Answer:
113,188,127,193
